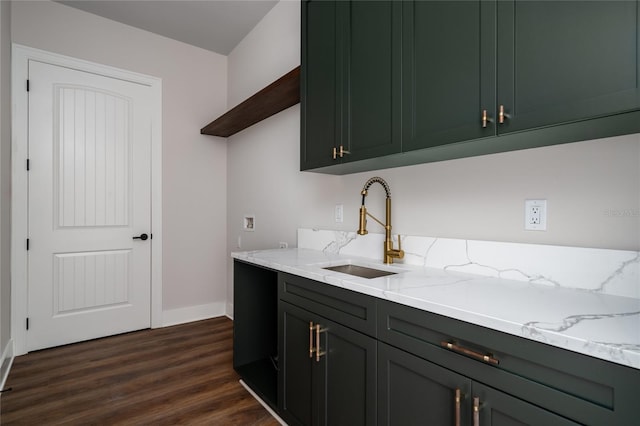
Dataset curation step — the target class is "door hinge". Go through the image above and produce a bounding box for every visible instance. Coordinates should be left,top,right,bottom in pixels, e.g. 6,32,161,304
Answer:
26,318,29,330
26,159,30,171
26,80,30,92
26,238,29,251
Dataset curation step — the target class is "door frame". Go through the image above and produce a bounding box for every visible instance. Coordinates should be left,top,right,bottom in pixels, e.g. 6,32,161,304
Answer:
11,44,163,356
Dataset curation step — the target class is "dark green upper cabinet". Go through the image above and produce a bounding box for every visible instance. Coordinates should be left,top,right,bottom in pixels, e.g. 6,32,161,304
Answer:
402,1,496,152
301,0,640,174
301,0,338,170
497,1,640,134
340,1,401,162
301,0,401,170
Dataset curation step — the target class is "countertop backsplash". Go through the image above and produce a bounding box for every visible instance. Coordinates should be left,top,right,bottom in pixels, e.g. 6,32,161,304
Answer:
297,228,640,300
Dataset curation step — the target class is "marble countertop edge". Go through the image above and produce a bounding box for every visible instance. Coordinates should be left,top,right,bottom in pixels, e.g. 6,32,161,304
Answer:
231,249,640,369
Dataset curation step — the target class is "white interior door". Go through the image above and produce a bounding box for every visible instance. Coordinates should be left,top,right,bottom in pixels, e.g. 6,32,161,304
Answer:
27,60,153,351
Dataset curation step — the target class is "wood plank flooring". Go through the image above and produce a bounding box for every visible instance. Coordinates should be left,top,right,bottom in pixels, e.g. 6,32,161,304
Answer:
0,317,279,425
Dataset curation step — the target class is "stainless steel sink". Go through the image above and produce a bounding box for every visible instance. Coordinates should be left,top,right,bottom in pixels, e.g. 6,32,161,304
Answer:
323,264,397,279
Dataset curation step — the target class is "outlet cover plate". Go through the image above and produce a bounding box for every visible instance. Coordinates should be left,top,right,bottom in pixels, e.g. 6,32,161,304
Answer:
335,204,344,223
525,199,547,231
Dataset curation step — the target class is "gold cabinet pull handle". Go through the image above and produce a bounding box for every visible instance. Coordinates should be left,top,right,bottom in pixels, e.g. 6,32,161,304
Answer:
481,109,493,128
498,105,511,124
332,147,337,160
441,341,499,365
309,321,315,358
473,397,481,426
455,388,462,426
339,145,350,158
315,324,326,362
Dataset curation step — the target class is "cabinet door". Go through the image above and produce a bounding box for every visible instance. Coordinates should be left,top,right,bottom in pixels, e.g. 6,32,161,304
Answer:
279,302,316,426
473,382,580,426
301,0,339,170
280,301,377,426
497,1,640,134
316,312,377,426
340,0,401,162
402,1,496,152
378,343,471,426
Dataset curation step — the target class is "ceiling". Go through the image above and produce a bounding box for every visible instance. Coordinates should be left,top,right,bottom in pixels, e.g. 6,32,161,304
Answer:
56,0,280,55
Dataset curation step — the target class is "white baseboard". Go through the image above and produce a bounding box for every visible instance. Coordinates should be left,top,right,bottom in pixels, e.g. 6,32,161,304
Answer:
162,302,226,327
0,339,14,396
226,302,234,320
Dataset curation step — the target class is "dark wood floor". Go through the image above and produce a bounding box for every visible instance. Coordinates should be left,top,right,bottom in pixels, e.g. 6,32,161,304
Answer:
0,317,279,425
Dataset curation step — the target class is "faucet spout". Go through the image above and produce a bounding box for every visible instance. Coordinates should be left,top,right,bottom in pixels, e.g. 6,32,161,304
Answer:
357,177,404,264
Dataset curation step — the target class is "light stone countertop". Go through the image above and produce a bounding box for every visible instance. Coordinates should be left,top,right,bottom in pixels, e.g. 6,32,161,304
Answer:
232,248,640,370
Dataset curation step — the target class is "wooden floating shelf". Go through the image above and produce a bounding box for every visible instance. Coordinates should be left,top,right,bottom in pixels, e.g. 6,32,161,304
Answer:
201,66,300,137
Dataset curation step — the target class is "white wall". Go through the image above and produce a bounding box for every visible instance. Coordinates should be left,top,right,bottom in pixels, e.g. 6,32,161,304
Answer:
226,0,640,315
226,0,341,315
11,0,229,322
1,0,12,354
340,134,640,249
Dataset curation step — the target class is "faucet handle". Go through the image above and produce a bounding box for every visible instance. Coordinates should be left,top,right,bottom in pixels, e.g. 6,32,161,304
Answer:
397,234,402,251
357,206,368,235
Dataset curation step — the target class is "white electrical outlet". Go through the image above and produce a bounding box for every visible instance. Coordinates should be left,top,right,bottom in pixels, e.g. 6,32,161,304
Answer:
279,242,288,249
525,199,547,231
335,204,344,223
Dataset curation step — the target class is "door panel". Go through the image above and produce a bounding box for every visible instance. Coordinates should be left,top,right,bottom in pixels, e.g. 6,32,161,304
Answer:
53,250,130,314
28,60,152,351
56,86,131,227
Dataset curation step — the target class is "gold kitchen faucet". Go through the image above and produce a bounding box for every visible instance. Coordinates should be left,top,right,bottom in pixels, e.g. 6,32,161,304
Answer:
357,177,404,264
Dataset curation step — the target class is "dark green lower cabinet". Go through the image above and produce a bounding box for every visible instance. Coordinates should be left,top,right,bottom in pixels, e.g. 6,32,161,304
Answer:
378,342,471,425
235,264,639,425
279,301,377,426
378,343,579,426
279,302,313,426
474,383,578,426
232,261,278,409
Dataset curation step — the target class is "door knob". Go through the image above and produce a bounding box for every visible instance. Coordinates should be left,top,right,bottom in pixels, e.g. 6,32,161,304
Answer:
133,233,149,241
